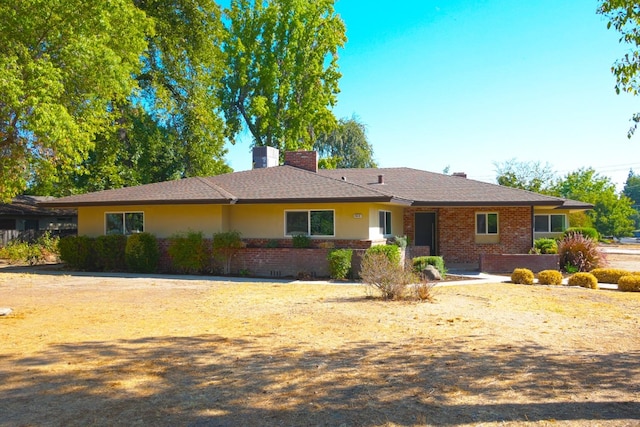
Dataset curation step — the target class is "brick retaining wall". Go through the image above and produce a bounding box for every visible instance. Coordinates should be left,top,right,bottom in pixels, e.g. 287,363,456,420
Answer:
479,253,559,274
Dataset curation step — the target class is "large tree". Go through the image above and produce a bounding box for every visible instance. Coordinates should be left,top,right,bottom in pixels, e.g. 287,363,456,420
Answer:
220,0,346,152
599,0,640,137
315,117,377,169
0,0,150,201
494,159,556,194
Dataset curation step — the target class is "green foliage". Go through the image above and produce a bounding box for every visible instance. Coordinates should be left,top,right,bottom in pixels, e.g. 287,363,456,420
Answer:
59,236,96,270
558,233,605,272
213,230,243,274
265,239,279,248
365,245,401,265
563,227,599,241
315,116,377,168
511,268,534,285
494,159,556,194
360,252,417,300
292,234,312,249
618,275,640,292
623,169,640,206
327,249,352,280
94,235,127,271
125,233,159,273
0,241,42,265
221,0,346,152
0,0,150,201
531,238,558,254
567,272,599,289
167,231,211,274
392,235,408,249
537,270,563,286
412,256,446,277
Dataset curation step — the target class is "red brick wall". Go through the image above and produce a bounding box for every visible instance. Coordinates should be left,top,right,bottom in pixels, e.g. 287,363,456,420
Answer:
232,248,331,278
479,254,560,273
404,206,533,266
284,151,318,172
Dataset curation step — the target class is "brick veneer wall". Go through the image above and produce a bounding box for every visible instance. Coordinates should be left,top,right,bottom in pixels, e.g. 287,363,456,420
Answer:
232,248,331,278
284,150,318,172
404,206,533,267
479,254,560,273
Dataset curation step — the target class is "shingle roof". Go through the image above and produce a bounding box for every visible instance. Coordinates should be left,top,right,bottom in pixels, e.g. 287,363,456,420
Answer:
39,165,591,209
1,196,76,216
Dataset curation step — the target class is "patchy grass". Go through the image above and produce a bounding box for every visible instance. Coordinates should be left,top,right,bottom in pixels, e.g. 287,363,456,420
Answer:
1,272,639,426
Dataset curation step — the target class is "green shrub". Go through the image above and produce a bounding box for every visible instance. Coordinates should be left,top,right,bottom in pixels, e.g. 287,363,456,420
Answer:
618,275,640,292
360,252,417,300
531,238,558,254
168,231,211,274
291,234,311,248
59,235,96,270
590,268,637,284
0,241,43,265
94,234,127,271
392,235,408,249
564,227,599,241
537,270,563,285
511,268,534,285
365,244,401,265
568,272,598,289
412,256,446,277
558,233,604,272
125,233,159,273
327,249,352,280
213,230,243,274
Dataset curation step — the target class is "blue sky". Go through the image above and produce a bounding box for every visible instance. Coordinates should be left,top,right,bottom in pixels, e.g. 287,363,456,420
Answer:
224,0,640,191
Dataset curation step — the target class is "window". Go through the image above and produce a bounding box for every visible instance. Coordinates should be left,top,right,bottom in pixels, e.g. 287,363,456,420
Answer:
476,212,498,235
379,211,392,236
106,212,144,235
534,214,566,233
285,210,334,236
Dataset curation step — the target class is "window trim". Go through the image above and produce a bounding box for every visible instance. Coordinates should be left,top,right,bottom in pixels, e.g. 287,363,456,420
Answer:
379,210,392,236
284,209,335,237
105,211,145,235
476,212,498,235
534,214,566,233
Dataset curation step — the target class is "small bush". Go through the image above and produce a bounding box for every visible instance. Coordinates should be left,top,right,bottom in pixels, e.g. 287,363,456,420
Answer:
568,272,598,289
412,282,435,302
511,268,534,285
590,268,636,284
59,235,96,270
0,241,43,265
365,244,401,265
392,235,408,249
327,249,352,280
558,233,605,272
412,256,446,277
292,234,311,248
94,234,127,271
537,270,563,285
168,231,211,274
360,252,417,300
213,230,243,274
125,233,159,273
564,227,598,241
618,275,640,292
531,238,558,254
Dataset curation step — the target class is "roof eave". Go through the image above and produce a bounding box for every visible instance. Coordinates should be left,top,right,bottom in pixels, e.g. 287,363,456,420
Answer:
410,200,564,207
39,199,234,208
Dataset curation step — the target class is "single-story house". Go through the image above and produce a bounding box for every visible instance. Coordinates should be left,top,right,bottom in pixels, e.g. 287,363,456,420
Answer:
1,195,77,246
40,148,591,274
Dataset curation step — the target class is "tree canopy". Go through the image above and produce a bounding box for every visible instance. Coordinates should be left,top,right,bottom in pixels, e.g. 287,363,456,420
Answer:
0,0,150,201
220,0,346,152
494,159,556,194
315,117,377,169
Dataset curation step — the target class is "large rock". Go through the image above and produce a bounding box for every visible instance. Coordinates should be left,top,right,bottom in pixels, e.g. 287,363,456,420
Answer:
0,308,12,316
422,265,442,281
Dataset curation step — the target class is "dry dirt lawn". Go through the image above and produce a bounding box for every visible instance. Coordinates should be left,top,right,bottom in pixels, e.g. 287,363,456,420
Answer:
0,252,639,426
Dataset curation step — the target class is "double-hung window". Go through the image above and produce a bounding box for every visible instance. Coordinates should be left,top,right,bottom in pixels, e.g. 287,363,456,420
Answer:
534,214,566,233
379,211,392,236
106,212,144,235
285,210,334,236
476,212,498,235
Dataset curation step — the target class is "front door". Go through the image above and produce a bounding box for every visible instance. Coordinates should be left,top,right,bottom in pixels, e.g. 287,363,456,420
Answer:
415,212,437,254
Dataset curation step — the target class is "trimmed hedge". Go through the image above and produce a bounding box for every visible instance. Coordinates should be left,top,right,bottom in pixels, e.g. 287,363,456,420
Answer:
564,227,599,241
412,256,446,276
365,244,401,265
511,268,534,285
125,233,159,273
59,235,96,270
537,270,563,285
532,238,558,254
94,234,127,271
328,249,353,280
168,231,210,274
590,268,639,284
618,275,640,292
568,272,598,289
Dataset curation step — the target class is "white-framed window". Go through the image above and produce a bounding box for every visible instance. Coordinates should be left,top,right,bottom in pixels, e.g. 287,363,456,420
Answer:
534,214,566,233
285,210,334,236
476,212,498,235
105,212,144,235
379,210,392,236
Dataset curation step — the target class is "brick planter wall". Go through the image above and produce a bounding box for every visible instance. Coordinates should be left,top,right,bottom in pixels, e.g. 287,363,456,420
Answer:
479,253,560,274
232,248,331,278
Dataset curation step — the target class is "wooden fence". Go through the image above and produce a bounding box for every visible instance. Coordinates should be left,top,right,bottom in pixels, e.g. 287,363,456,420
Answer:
0,229,77,247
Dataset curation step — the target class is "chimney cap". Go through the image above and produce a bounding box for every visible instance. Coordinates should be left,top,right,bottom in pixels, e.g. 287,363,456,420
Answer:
377,174,384,184
452,172,467,178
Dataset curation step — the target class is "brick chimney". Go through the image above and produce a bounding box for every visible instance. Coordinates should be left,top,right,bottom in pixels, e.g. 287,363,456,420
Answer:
284,150,318,173
452,172,467,178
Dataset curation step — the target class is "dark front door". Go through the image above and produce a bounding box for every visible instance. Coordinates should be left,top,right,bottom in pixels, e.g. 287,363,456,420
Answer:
415,212,437,254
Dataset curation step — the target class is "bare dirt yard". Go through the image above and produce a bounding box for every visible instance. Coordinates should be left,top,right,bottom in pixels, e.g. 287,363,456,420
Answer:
0,249,639,426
